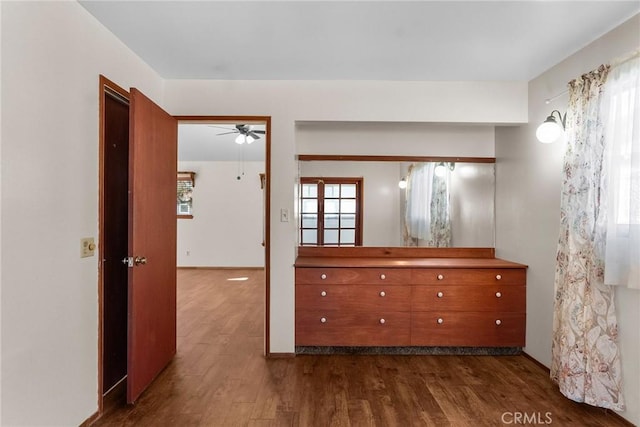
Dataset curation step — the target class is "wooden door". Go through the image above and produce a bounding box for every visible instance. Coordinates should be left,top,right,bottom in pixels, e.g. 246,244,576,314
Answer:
127,88,177,403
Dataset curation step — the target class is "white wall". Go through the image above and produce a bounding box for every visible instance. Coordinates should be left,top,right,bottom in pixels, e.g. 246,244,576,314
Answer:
177,161,265,268
495,14,640,425
1,2,164,426
163,79,527,354
296,121,496,157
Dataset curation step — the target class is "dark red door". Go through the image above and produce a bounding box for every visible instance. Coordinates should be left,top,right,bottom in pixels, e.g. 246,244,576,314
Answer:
127,88,177,403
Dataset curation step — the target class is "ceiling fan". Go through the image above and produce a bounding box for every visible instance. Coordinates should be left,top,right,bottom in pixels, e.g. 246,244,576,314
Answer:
210,124,265,144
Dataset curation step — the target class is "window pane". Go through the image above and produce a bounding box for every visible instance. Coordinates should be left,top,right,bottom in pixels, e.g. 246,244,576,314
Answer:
302,229,317,244
341,229,355,244
324,214,339,228
301,214,317,228
302,183,317,198
302,199,318,213
341,199,356,213
341,184,356,198
341,214,356,228
324,229,338,244
325,184,340,198
325,199,339,213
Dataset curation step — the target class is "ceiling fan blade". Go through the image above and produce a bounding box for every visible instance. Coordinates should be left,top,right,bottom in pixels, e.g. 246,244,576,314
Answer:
248,132,262,140
216,131,238,136
208,125,236,131
252,130,266,134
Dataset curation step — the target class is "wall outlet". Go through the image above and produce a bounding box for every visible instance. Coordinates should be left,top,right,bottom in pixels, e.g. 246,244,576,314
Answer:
81,237,96,258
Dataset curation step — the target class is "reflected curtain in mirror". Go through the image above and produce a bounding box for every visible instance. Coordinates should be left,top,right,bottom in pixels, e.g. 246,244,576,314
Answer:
403,162,452,247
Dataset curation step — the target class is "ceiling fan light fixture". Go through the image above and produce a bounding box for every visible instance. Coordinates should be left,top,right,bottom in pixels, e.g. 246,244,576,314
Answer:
246,135,255,144
235,134,246,145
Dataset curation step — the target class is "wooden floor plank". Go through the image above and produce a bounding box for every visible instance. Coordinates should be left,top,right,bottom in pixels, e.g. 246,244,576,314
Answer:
93,268,632,427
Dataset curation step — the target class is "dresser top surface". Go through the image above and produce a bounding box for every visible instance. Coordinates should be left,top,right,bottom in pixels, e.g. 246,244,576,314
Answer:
294,256,528,269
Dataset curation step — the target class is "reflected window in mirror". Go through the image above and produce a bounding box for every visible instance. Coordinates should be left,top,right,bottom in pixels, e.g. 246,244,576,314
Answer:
300,177,363,246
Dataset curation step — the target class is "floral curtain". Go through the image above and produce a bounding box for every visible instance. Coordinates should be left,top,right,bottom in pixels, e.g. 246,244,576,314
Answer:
550,65,625,410
403,162,452,247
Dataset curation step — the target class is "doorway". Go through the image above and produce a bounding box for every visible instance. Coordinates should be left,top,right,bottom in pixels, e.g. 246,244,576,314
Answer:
175,116,271,354
99,77,130,405
98,89,272,414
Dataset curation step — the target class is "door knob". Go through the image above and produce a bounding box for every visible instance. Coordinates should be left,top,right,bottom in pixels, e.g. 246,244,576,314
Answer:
134,256,147,266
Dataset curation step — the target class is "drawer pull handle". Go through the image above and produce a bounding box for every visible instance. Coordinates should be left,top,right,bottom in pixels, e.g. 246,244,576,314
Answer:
320,317,327,323
437,274,444,280
437,291,444,298
320,274,327,280
379,318,386,324
380,274,386,280
496,274,502,280
495,319,502,325
379,291,386,297
321,291,327,297
495,292,502,298
437,318,444,324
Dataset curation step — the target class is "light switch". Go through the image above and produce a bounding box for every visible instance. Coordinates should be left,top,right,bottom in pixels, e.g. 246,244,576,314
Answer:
280,208,289,222
81,237,96,258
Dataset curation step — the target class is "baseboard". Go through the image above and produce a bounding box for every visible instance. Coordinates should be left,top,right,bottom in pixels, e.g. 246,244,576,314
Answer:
178,266,264,270
266,352,296,358
79,411,100,427
522,352,635,427
522,351,551,372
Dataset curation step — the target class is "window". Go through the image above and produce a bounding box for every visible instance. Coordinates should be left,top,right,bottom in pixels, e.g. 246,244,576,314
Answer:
177,171,195,219
299,177,363,246
601,54,639,289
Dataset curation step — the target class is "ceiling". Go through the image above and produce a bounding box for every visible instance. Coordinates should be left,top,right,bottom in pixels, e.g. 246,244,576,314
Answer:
80,1,639,81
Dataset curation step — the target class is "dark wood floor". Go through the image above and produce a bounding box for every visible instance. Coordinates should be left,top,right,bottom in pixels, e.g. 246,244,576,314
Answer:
93,268,631,427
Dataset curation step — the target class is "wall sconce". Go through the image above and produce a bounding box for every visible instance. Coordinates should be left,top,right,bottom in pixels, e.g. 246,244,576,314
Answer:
398,177,407,189
536,110,566,143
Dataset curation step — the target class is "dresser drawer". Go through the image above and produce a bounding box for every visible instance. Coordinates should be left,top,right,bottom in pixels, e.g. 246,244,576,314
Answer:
411,285,525,312
411,268,526,286
296,267,411,285
411,312,525,347
296,284,411,312
296,310,411,346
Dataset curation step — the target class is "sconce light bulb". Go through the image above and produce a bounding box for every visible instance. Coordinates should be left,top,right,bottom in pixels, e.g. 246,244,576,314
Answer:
398,178,407,189
434,164,446,177
536,120,562,143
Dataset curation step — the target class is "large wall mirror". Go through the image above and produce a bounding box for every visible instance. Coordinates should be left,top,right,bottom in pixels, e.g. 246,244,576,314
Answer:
298,156,495,248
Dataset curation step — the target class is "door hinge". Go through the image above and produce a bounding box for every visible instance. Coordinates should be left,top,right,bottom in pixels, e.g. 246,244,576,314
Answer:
122,256,134,268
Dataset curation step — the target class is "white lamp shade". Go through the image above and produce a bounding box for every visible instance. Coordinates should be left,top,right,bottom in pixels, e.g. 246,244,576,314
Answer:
536,121,562,143
434,164,446,177
398,178,407,189
246,135,255,144
235,134,245,144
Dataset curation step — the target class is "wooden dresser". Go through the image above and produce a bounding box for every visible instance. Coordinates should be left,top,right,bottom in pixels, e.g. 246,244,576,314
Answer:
295,247,527,348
